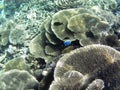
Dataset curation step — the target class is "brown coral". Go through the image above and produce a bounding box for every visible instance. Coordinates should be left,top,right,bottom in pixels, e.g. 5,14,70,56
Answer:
29,7,116,63
49,70,84,90
67,13,109,46
0,69,39,90
51,9,79,41
52,44,120,90
0,30,10,46
29,32,55,62
49,70,104,90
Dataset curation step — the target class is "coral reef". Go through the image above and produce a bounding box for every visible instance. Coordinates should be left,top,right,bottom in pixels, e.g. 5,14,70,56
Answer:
9,28,28,45
51,9,79,41
0,0,120,89
52,44,120,90
29,7,118,62
54,0,117,11
0,69,39,90
83,0,117,10
3,0,29,18
86,79,104,90
49,70,104,90
49,70,84,90
54,0,82,9
67,13,109,46
0,29,10,46
29,31,55,62
4,57,30,71
101,34,120,47
0,0,56,60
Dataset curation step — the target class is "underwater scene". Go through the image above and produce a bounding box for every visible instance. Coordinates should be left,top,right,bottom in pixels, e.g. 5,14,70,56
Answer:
0,0,120,90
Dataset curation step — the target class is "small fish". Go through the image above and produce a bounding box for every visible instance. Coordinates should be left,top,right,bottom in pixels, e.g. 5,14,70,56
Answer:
64,40,71,46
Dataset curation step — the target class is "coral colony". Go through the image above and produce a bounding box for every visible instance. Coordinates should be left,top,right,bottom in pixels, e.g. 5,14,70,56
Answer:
0,0,120,89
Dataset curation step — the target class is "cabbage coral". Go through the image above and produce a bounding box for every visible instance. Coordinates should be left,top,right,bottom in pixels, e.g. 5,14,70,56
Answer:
52,44,120,90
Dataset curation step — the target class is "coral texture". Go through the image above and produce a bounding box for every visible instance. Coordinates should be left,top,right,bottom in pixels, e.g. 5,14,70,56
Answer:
9,29,27,45
4,57,30,71
0,29,10,46
29,7,116,62
3,0,29,17
51,44,120,90
0,69,39,90
49,70,105,90
54,0,117,10
0,0,120,89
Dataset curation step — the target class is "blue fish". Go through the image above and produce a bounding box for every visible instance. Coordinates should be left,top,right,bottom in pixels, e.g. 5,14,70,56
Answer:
64,40,71,46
